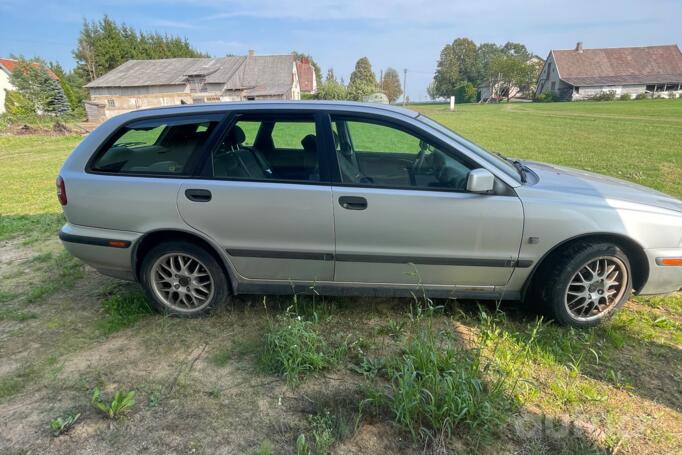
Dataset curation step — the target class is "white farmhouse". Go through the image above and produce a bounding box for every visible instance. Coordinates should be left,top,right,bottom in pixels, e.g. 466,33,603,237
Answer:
536,43,682,100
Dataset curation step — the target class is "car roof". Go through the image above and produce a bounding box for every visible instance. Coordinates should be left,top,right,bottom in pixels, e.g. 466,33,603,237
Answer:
128,100,420,120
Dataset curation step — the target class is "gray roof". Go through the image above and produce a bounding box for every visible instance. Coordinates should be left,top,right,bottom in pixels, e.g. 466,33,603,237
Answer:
552,44,682,87
85,55,294,95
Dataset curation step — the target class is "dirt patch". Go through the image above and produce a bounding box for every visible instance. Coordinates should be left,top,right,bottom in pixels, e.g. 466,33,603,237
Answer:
0,238,35,279
335,422,417,455
4,121,89,137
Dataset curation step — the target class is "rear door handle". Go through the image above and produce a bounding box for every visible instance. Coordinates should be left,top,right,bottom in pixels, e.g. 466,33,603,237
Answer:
339,196,367,210
185,189,212,202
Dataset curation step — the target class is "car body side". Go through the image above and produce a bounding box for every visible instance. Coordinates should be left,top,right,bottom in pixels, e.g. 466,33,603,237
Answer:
58,101,682,300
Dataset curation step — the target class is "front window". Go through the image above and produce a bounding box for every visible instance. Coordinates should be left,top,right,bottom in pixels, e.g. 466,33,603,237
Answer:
416,114,520,182
91,115,221,175
331,117,474,191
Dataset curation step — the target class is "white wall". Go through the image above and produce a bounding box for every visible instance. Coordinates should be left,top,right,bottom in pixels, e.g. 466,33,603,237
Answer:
0,69,14,114
571,85,682,100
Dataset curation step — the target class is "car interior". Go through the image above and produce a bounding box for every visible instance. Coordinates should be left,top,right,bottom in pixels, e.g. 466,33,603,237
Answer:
332,119,473,190
93,120,219,174
211,117,473,190
95,115,472,191
212,119,320,181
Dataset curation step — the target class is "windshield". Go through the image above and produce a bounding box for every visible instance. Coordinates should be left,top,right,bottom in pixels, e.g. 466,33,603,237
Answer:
416,114,521,182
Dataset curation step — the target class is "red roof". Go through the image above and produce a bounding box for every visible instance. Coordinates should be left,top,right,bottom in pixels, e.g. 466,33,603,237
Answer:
296,60,315,93
0,58,59,80
552,45,682,86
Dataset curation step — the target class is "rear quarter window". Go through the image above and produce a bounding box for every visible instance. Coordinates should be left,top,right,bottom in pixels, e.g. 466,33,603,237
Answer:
90,115,222,175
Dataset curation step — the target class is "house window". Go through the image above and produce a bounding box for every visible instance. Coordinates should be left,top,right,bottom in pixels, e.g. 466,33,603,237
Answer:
547,62,552,75
575,87,580,94
550,81,556,91
646,85,656,93
246,96,256,101
107,99,115,108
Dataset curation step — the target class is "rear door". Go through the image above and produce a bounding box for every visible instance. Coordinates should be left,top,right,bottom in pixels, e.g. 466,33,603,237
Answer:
177,112,335,282
329,115,525,289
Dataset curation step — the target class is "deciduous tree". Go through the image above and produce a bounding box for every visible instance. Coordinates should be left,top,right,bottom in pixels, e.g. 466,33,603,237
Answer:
381,67,402,103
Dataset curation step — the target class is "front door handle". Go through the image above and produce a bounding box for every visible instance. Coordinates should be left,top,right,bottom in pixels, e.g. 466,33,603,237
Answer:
185,189,212,202
339,196,367,210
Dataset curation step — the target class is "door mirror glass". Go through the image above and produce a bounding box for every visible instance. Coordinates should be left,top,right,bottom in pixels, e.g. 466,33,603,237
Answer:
466,168,495,193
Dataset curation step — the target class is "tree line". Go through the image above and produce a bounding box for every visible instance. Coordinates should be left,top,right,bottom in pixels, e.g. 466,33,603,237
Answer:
3,16,543,120
313,57,403,103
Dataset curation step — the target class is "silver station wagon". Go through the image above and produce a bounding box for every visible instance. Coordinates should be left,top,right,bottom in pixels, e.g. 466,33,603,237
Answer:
58,101,682,327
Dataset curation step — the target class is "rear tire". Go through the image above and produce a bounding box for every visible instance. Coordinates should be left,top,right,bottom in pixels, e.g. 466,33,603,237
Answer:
535,242,632,328
140,241,228,316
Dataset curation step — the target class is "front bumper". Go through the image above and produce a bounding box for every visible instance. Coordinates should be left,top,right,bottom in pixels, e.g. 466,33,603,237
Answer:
639,248,682,295
59,223,141,281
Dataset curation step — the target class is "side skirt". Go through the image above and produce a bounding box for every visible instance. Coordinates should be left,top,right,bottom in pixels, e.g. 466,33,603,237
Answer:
234,281,521,301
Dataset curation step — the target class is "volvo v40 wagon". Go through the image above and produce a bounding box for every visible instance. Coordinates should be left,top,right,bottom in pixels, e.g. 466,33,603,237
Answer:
58,101,682,327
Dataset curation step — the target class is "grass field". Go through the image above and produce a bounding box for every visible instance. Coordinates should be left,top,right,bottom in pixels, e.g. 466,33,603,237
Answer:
0,100,681,454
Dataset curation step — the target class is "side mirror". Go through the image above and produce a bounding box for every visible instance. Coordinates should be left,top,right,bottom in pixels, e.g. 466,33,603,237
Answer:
466,169,495,193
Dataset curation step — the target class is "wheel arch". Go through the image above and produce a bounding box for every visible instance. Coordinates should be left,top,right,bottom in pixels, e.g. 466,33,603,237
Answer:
132,228,238,293
522,232,649,299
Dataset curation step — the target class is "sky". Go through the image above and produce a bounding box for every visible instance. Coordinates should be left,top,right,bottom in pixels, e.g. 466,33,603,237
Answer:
1,0,681,100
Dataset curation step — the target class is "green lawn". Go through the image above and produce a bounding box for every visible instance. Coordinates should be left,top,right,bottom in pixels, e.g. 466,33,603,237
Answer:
415,100,682,198
0,100,680,454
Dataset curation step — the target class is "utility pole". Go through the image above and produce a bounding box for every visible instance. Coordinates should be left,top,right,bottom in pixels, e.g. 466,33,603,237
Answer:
402,68,407,106
379,69,383,91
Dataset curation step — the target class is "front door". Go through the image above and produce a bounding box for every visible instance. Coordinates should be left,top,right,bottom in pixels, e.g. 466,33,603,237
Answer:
329,116,525,289
177,112,335,282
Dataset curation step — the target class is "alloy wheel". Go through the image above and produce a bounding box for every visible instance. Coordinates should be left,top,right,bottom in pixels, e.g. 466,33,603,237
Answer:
150,253,215,312
564,256,628,321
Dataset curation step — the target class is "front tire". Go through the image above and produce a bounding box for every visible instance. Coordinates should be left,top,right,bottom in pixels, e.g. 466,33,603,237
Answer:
140,241,228,316
539,242,632,327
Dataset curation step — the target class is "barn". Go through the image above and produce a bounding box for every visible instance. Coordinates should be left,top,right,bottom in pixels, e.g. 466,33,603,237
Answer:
84,51,300,122
536,43,682,100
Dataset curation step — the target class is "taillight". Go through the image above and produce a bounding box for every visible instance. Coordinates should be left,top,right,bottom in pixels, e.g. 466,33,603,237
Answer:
56,176,67,206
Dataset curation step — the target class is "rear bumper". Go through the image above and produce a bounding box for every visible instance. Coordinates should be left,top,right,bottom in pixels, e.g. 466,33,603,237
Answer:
639,248,682,295
59,223,141,281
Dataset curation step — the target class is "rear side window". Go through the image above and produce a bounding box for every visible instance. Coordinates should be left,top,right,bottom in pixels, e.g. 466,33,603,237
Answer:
211,115,321,182
91,115,221,175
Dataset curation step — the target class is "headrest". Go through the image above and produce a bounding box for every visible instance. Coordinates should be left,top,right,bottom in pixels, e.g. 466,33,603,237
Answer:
301,134,317,150
226,125,246,147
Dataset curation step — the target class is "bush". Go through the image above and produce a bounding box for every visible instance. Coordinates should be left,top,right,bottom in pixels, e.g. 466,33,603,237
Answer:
453,82,477,103
4,90,34,116
589,90,616,101
260,312,339,385
619,93,632,101
635,92,649,100
534,92,559,102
